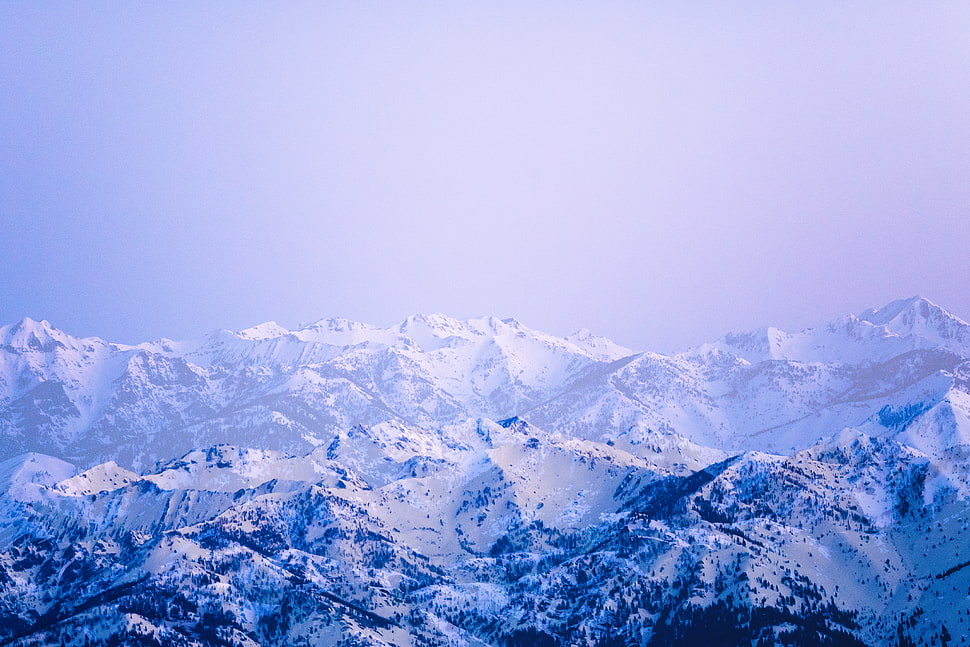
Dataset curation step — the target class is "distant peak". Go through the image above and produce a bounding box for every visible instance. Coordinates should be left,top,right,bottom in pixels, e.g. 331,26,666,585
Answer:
237,321,289,340
462,315,539,336
303,317,371,333
13,316,55,333
566,327,634,361
859,296,933,325
853,296,970,353
859,296,965,328
1,317,69,352
400,313,462,329
722,326,788,347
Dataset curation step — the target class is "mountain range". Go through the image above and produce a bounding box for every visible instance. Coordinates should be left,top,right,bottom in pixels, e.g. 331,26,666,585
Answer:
1,296,968,646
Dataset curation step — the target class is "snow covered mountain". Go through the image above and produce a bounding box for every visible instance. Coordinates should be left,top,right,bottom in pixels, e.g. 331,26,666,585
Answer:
1,296,969,646
3,296,968,470
0,313,634,470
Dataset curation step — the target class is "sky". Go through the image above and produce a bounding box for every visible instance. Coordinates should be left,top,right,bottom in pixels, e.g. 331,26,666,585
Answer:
1,3,969,352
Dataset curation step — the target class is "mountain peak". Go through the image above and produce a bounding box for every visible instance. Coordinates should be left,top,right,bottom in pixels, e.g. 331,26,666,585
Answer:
0,317,71,353
10,317,56,335
712,326,791,362
293,317,385,344
304,317,371,333
0,452,77,501
566,328,634,362
858,296,969,350
399,313,465,332
236,321,290,340
859,296,937,326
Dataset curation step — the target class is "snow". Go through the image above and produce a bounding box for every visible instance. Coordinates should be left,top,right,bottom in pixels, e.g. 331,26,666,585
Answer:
0,298,969,645
56,461,140,495
3,298,968,472
0,452,76,502
237,321,290,340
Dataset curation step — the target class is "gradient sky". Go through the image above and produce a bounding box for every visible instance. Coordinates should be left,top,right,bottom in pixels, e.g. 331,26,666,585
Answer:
2,3,969,352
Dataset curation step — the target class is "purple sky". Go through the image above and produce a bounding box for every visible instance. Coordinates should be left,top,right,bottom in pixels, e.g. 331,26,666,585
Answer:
2,3,969,352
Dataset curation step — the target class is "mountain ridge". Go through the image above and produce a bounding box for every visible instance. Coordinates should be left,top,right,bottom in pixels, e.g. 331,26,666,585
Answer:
2,296,970,646
1,296,967,469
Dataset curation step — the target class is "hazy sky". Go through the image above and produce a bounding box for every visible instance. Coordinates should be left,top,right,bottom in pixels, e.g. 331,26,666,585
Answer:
2,3,969,352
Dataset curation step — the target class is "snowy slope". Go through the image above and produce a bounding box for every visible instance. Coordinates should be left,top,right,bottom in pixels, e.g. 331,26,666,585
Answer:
2,298,968,470
0,417,967,647
1,298,969,645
